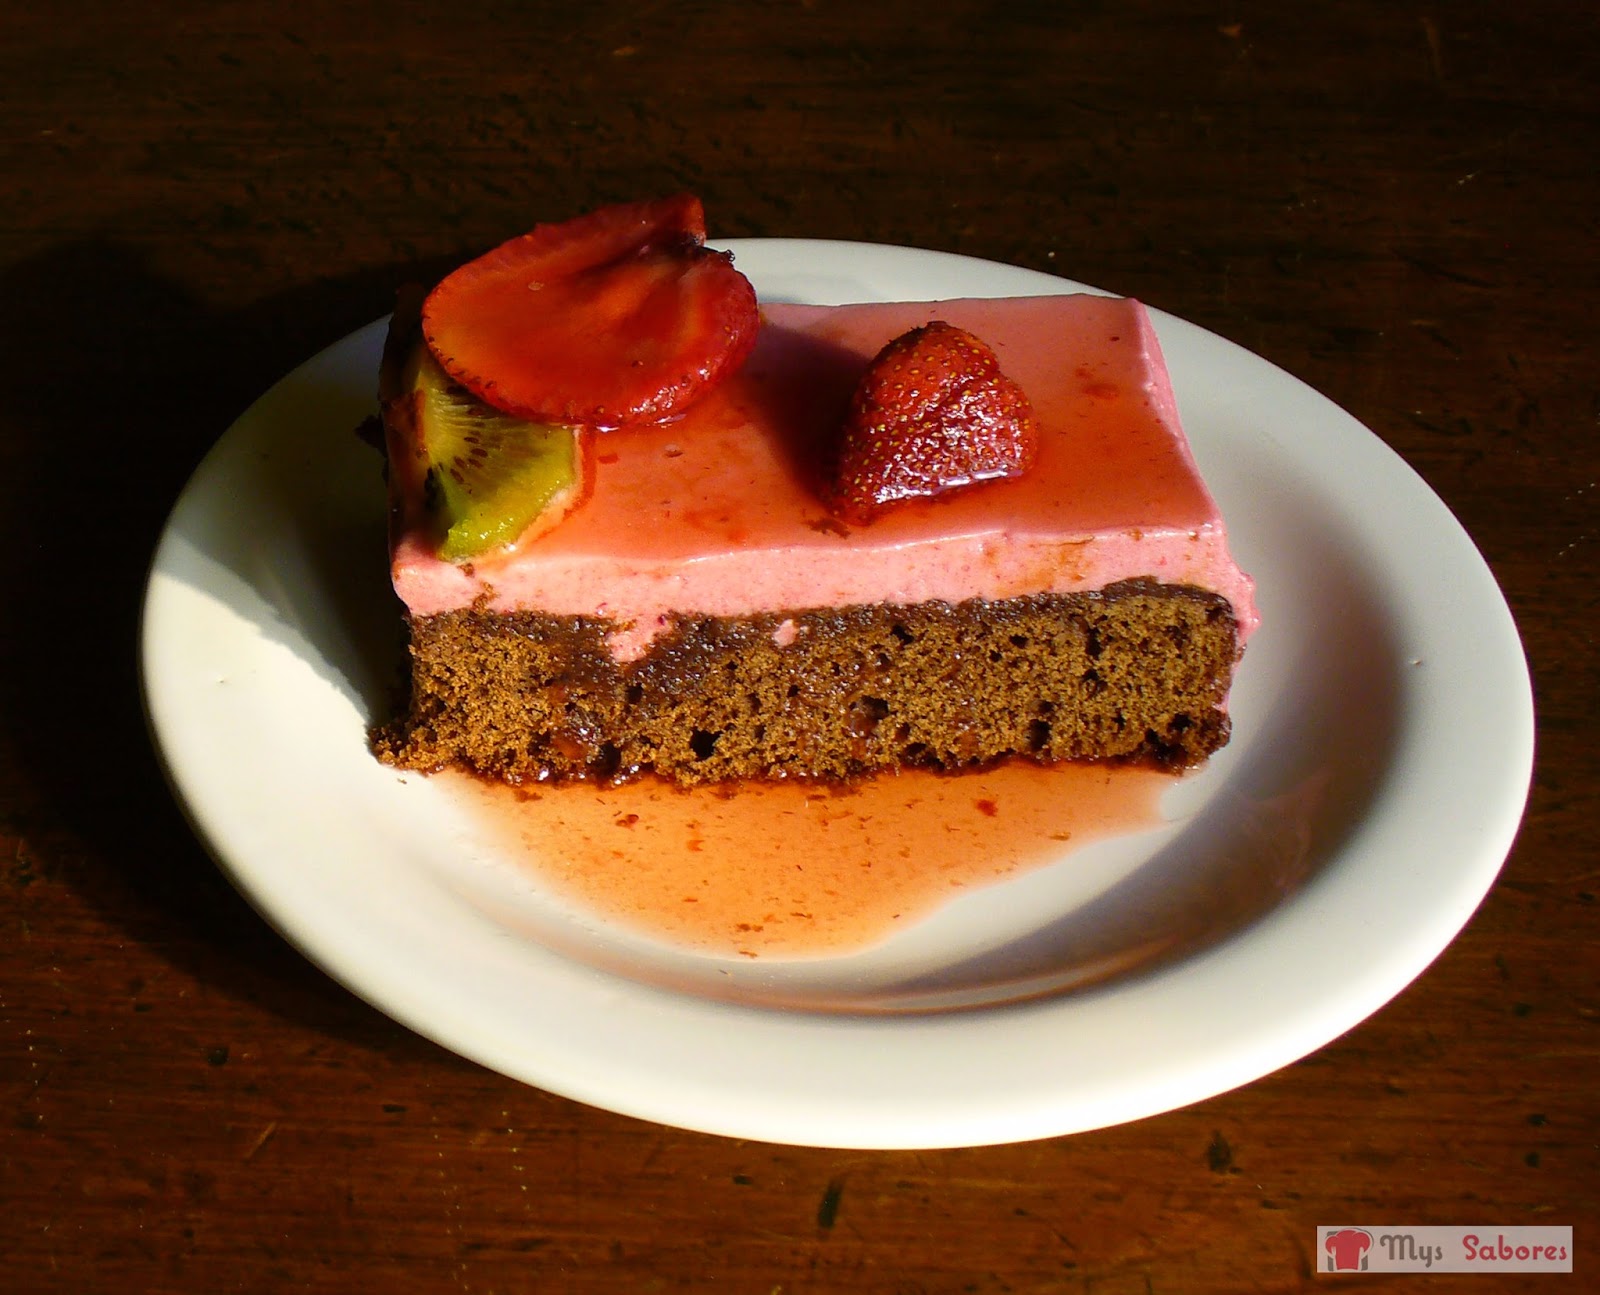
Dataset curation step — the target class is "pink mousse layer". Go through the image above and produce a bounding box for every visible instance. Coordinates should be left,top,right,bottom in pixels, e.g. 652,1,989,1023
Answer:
390,295,1258,662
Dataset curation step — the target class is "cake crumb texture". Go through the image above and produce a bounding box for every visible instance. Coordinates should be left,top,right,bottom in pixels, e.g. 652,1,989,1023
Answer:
371,580,1239,786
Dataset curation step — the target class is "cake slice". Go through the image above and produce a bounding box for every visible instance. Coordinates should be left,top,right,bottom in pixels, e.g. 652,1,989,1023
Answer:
371,286,1258,786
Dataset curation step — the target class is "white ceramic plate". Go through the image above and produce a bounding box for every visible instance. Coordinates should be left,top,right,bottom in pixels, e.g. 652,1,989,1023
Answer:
141,241,1533,1148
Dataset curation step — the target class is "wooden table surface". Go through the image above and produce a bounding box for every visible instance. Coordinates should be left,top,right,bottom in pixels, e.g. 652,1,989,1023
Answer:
3,2,1594,1290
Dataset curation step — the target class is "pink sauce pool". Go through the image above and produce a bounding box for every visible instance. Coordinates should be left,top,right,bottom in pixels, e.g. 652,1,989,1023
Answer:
442,761,1172,958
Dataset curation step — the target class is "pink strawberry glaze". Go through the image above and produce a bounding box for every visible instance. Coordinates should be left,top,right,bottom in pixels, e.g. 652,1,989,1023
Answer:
389,295,1258,661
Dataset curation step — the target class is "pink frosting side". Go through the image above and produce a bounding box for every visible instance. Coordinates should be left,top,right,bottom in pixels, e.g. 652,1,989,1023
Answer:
390,295,1258,661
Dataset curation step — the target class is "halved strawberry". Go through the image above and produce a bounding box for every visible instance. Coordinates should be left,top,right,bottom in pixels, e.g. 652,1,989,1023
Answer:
420,195,759,429
826,321,1039,522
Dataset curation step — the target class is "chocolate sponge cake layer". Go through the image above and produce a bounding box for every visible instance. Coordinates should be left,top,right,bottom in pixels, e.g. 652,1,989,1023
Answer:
371,579,1240,786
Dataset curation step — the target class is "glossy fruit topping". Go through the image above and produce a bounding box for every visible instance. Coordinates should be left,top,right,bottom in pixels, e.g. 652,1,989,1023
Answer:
384,338,589,562
420,195,759,430
826,321,1038,523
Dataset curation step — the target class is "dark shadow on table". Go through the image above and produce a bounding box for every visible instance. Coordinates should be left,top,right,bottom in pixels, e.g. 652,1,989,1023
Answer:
0,238,483,1060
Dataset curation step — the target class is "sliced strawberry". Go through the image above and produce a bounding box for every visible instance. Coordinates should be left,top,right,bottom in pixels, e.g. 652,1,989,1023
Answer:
420,195,759,430
826,321,1039,522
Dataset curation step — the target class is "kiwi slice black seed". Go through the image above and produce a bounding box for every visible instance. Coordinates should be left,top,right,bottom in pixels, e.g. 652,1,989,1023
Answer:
403,343,582,561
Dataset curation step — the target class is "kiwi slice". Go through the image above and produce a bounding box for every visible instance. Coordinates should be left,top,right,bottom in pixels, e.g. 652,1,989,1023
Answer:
400,342,585,561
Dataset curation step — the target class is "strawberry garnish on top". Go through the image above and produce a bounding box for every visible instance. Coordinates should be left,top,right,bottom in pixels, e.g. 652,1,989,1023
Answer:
420,195,759,430
825,320,1039,523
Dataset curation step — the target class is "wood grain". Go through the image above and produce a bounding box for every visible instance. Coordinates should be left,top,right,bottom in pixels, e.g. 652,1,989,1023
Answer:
1,2,1594,1290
